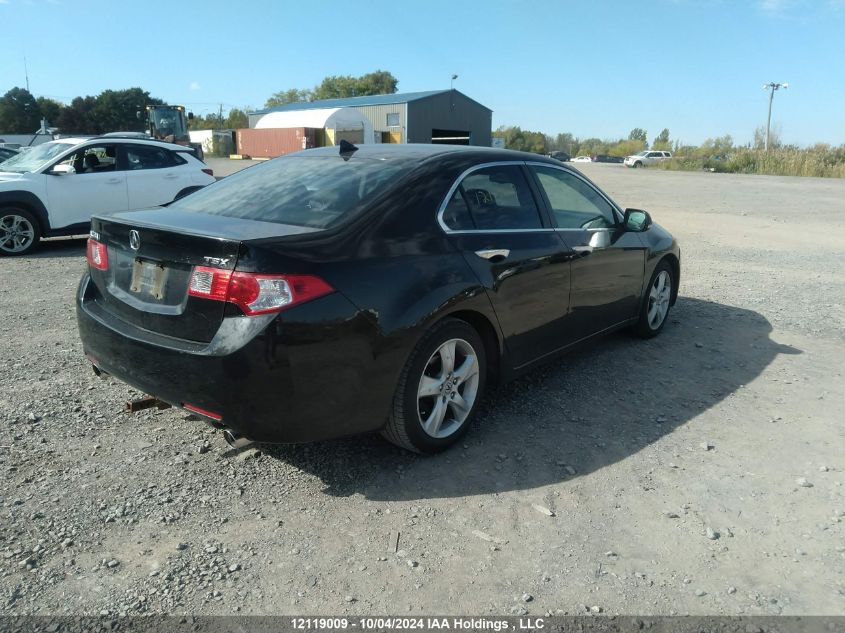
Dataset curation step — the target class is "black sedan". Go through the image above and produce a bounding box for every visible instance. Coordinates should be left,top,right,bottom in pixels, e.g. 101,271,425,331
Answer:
77,144,680,453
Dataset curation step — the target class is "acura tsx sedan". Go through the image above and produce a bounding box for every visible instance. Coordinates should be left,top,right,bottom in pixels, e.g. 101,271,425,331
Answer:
76,144,680,453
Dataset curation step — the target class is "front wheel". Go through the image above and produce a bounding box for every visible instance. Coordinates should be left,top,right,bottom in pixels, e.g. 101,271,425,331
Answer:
382,319,486,453
633,261,673,338
634,161,643,168
0,207,41,256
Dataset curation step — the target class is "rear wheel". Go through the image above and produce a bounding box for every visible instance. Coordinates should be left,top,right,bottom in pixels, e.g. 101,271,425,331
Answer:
0,207,40,256
633,260,673,338
382,319,486,453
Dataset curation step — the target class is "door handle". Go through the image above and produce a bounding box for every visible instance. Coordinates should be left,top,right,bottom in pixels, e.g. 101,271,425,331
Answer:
475,249,510,261
105,178,122,184
163,173,178,179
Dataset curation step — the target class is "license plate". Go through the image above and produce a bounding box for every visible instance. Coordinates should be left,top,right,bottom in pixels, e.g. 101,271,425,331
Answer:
129,258,168,300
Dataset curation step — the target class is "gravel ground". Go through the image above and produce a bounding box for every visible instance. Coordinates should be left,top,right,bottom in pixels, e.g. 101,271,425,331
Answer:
0,164,843,617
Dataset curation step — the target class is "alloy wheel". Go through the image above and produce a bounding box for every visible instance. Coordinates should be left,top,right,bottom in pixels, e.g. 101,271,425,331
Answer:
416,338,480,438
0,213,36,254
647,270,671,330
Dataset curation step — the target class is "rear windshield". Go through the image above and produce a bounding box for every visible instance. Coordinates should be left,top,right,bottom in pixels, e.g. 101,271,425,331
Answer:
171,155,411,229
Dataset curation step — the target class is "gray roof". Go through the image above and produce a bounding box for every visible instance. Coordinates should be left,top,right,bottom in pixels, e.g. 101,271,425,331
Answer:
251,90,491,115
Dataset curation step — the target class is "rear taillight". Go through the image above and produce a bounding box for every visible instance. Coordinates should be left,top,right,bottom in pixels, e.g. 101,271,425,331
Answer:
201,168,214,177
182,403,222,421
187,266,333,316
188,266,230,301
86,238,108,271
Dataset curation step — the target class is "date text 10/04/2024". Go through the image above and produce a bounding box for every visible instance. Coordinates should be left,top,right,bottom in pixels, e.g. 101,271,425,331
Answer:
290,617,545,631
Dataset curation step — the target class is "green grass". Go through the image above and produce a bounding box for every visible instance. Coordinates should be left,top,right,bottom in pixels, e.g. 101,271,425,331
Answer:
657,146,845,178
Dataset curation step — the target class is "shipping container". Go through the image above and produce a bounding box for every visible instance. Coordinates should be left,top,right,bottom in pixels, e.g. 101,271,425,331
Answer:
236,127,317,158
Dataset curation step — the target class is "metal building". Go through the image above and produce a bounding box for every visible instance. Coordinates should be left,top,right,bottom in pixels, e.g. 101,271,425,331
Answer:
248,90,492,146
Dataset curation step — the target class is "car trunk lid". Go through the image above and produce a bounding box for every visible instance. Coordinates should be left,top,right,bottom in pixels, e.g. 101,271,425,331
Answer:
87,208,319,343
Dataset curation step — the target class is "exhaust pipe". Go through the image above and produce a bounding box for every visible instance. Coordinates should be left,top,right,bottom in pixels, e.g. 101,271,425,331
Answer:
91,364,109,378
222,429,254,450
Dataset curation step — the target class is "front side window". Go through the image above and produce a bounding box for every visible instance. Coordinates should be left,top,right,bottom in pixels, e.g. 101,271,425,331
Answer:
442,165,542,231
54,144,118,174
531,166,617,229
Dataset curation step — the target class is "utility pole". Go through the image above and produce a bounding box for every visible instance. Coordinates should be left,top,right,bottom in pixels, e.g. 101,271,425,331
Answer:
24,55,30,92
763,82,788,151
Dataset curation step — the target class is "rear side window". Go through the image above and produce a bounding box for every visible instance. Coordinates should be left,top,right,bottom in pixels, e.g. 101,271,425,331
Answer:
442,165,542,231
171,155,412,229
124,145,178,170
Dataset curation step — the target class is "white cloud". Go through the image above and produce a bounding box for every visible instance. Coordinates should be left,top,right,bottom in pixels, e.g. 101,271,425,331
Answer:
189,81,201,92
758,0,792,12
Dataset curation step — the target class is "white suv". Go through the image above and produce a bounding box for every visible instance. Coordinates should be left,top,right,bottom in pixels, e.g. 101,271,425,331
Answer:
624,150,672,168
0,137,216,255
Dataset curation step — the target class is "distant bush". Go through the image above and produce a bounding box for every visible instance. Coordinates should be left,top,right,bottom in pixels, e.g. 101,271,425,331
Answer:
658,146,845,178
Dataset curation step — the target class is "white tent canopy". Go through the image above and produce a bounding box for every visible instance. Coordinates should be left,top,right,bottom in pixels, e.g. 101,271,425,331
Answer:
254,107,373,143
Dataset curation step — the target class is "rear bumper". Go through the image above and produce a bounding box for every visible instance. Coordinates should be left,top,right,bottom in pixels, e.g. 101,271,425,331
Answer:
76,273,389,443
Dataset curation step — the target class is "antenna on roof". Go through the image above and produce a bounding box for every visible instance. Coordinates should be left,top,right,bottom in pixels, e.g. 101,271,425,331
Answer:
339,139,359,161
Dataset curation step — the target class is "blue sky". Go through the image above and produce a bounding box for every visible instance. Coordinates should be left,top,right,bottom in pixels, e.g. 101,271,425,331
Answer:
2,0,844,146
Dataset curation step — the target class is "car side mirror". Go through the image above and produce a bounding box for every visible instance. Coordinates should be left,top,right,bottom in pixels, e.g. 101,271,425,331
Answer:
48,164,74,175
623,208,652,231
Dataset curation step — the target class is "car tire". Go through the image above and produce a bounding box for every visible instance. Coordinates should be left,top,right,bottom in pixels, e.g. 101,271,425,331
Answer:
633,260,674,338
382,318,487,453
634,161,643,168
0,207,41,256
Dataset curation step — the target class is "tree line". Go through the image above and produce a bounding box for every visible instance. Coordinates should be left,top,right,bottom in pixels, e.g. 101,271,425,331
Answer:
497,124,797,158
497,126,674,157
0,70,398,136
0,86,250,135
0,87,168,135
264,70,398,108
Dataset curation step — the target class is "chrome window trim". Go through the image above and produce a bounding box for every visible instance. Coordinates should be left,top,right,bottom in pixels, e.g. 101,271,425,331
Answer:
436,161,552,234
437,160,624,235
525,161,625,225
440,227,557,235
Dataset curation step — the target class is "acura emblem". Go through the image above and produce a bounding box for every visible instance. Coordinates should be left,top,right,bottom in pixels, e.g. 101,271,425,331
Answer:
129,230,140,251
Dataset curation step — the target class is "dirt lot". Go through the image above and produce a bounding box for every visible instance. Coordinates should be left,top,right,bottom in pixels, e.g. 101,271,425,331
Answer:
1,163,843,617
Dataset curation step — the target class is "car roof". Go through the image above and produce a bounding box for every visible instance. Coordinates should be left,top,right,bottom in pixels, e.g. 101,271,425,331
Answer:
288,143,561,166
48,136,192,151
